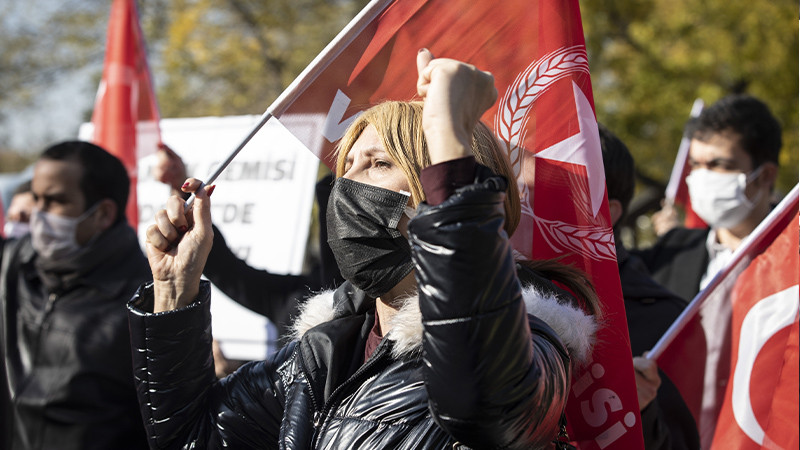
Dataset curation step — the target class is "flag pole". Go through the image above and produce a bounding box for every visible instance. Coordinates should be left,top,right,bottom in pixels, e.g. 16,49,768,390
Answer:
185,0,393,209
663,98,704,204
648,183,799,360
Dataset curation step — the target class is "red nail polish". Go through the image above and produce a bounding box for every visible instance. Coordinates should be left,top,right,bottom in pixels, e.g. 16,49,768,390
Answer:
207,185,216,197
181,181,190,189
178,225,188,233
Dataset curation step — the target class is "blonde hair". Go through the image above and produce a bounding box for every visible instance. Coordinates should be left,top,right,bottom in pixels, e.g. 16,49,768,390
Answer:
334,100,599,316
335,101,520,235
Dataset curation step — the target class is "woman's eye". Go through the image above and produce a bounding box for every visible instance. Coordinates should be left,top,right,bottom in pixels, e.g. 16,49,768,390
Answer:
375,160,391,168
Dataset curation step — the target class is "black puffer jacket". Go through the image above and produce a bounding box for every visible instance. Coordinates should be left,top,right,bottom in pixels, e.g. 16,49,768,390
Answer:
127,174,596,449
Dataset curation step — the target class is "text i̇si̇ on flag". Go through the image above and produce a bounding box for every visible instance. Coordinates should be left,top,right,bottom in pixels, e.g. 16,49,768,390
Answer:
262,0,643,448
90,0,162,230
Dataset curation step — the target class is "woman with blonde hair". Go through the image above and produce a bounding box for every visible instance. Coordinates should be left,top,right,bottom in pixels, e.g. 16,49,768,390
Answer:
130,49,598,449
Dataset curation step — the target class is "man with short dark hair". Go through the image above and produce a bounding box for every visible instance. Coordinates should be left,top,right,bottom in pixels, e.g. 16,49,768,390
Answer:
635,95,781,302
600,124,700,449
0,141,149,449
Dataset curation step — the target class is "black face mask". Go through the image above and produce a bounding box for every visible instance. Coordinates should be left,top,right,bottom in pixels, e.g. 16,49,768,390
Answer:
326,177,414,298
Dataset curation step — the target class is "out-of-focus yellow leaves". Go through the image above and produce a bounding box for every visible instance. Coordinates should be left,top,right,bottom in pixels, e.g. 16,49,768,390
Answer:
582,0,798,195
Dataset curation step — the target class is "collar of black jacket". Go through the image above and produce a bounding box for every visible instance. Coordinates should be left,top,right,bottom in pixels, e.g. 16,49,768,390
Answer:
299,281,378,405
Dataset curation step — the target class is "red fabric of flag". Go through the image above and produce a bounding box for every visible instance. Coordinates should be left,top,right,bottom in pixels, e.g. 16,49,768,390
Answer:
673,160,707,229
91,0,161,229
273,1,643,448
711,211,799,450
664,99,706,230
655,187,799,449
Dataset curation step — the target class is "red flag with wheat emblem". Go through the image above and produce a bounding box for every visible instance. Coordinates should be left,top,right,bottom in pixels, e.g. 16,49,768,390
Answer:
266,0,643,447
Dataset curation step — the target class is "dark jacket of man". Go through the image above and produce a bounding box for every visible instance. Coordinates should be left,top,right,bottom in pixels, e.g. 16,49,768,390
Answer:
0,222,150,449
618,243,701,450
631,227,710,303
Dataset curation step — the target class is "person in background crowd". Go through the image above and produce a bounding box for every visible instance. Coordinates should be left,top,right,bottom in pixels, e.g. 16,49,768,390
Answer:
0,141,149,450
3,180,34,240
126,49,599,449
634,95,781,302
599,124,700,450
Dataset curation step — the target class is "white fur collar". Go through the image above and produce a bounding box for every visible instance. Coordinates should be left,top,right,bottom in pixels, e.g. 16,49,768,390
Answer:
291,286,596,365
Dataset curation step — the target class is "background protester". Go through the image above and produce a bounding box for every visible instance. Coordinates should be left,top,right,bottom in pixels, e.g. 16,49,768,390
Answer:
633,95,782,302
599,124,700,450
127,50,598,449
0,141,149,449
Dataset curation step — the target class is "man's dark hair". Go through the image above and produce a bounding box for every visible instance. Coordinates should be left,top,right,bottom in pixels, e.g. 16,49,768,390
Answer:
40,141,129,224
598,123,635,223
685,94,782,169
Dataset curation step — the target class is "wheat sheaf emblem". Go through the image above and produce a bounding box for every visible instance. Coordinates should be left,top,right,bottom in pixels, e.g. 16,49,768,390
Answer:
494,46,616,262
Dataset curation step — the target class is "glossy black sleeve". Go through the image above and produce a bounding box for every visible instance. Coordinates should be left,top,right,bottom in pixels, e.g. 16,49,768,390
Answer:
127,281,291,449
408,168,568,449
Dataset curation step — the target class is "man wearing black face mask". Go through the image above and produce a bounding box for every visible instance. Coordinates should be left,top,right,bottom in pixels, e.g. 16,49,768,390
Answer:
634,95,782,302
0,141,149,449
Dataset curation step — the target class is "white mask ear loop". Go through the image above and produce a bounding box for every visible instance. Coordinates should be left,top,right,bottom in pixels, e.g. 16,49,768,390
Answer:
741,165,765,208
745,165,764,184
399,190,417,219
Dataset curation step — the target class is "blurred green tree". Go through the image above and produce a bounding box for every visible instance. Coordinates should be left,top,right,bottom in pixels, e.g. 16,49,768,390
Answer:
581,0,798,196
1,0,796,204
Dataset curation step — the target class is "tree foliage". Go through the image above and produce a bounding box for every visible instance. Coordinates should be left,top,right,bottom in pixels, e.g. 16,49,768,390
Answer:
581,0,799,194
145,0,369,118
0,0,797,198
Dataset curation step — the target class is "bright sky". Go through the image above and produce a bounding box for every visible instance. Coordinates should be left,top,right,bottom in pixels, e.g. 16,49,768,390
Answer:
0,1,106,155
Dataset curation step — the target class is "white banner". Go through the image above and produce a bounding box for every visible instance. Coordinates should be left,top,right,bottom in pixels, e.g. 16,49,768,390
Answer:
80,116,320,360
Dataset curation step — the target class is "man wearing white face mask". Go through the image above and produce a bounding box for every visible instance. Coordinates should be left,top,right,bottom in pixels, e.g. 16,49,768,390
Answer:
634,95,781,302
0,141,150,449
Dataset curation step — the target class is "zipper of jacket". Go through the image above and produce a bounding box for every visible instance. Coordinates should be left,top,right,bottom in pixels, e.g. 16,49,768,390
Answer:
309,340,393,447
17,292,58,395
33,293,58,360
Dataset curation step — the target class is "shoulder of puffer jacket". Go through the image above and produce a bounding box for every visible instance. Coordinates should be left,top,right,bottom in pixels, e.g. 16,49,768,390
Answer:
290,285,597,366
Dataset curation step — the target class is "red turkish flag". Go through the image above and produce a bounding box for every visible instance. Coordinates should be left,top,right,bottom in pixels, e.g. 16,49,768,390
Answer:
268,0,643,448
673,159,707,229
90,0,161,229
665,99,706,229
653,185,799,449
711,209,799,450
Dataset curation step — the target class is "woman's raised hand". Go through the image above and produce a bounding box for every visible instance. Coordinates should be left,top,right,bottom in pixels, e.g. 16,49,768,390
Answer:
145,178,215,312
416,48,497,165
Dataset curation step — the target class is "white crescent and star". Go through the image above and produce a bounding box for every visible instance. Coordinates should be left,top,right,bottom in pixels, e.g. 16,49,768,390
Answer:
534,81,605,218
731,284,799,445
